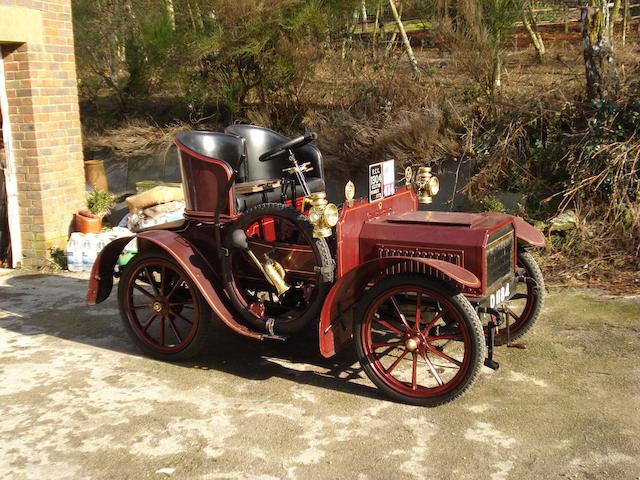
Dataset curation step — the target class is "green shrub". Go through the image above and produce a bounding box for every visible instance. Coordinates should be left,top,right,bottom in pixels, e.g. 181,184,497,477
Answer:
87,188,116,219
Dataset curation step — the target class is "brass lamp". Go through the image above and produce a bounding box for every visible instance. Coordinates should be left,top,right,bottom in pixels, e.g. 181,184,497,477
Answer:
303,192,339,238
414,166,440,204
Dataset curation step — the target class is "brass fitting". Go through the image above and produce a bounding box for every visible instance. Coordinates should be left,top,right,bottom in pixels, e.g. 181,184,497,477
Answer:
414,166,440,204
303,192,339,238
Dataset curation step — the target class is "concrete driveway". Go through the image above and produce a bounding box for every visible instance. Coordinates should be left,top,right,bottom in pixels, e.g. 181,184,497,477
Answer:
1,270,639,480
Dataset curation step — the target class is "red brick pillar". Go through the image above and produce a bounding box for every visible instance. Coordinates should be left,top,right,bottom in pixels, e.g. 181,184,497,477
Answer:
1,0,85,268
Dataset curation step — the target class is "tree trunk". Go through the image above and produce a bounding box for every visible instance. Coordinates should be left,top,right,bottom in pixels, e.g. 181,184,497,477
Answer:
342,8,360,60
582,4,618,101
166,0,176,30
493,51,502,93
622,0,629,47
373,0,381,58
384,2,403,58
388,0,419,78
610,0,622,39
523,5,545,62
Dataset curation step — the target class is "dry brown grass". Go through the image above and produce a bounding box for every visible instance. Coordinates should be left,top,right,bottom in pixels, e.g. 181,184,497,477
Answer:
83,121,190,158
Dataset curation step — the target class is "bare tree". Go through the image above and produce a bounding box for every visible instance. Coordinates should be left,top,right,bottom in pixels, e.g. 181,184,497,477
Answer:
166,0,176,30
388,0,420,78
582,0,619,101
622,0,630,46
522,1,545,62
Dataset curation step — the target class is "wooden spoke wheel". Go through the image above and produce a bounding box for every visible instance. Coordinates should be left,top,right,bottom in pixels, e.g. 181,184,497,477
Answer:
355,275,485,407
494,249,545,346
222,203,333,335
118,251,212,360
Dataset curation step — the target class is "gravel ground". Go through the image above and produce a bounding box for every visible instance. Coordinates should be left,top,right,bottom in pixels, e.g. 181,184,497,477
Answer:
1,270,639,480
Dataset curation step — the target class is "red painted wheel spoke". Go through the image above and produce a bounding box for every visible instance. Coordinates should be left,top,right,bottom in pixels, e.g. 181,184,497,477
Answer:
142,313,158,332
420,351,444,386
160,266,166,295
411,353,418,390
145,267,160,295
170,299,193,307
171,309,194,326
372,341,403,349
415,293,422,330
390,296,413,332
420,310,445,337
168,317,182,343
133,283,155,300
166,279,184,301
425,343,462,367
510,293,528,301
160,315,166,346
427,334,461,341
506,307,521,322
133,304,153,310
383,348,409,375
374,316,405,337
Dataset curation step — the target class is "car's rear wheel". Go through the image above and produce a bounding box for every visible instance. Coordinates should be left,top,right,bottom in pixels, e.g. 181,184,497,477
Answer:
355,274,485,407
118,251,212,360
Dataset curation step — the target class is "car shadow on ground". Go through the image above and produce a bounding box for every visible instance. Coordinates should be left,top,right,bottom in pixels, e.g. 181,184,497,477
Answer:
0,273,383,401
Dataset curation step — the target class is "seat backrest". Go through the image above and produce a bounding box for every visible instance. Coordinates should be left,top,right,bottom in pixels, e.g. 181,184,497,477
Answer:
175,131,245,173
224,124,324,182
175,131,246,216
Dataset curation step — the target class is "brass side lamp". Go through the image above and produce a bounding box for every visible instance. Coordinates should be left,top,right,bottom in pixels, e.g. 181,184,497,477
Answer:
303,192,339,238
414,166,440,204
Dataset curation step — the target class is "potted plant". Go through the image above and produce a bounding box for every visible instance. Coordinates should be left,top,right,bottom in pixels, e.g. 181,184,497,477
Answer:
75,188,116,234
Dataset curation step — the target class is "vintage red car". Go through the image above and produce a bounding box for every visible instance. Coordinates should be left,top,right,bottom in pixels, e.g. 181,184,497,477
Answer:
87,125,546,407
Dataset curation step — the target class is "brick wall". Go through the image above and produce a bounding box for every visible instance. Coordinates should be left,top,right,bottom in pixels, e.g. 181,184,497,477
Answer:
1,0,85,267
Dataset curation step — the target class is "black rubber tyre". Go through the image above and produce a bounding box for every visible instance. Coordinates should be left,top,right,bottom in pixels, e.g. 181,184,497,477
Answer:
221,203,333,335
118,250,213,361
355,274,485,407
494,248,545,346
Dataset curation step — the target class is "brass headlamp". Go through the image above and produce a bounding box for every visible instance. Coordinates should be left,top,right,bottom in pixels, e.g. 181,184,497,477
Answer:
303,192,339,238
414,166,440,204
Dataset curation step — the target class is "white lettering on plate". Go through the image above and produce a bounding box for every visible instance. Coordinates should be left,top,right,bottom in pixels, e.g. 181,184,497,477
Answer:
490,284,511,308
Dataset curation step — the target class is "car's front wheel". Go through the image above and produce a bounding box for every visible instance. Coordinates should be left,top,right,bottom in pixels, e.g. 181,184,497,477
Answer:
355,274,485,407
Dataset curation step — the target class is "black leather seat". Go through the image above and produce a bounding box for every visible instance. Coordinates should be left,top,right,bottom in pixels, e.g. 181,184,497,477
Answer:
224,125,325,211
175,131,245,171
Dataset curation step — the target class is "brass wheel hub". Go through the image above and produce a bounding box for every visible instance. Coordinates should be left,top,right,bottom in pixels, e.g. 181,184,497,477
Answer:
405,337,420,352
152,302,163,313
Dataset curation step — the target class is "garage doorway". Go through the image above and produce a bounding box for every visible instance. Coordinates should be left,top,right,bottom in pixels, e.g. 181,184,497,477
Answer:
0,51,21,268
1,109,10,266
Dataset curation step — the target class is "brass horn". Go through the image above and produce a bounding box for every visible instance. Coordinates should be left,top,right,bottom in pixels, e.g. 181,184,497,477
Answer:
262,256,291,297
245,250,291,297
230,229,290,297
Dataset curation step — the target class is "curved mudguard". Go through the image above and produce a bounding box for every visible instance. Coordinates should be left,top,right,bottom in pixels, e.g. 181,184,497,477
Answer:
318,257,480,358
513,216,545,248
86,230,263,340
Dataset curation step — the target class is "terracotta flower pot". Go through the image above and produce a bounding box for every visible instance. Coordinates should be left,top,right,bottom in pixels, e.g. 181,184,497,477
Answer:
75,211,102,234
84,160,109,192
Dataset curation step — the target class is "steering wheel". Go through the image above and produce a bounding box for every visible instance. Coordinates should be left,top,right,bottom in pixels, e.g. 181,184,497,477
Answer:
258,132,317,162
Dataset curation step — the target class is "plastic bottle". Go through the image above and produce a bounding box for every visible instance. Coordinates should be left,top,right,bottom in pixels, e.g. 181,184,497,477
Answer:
81,234,97,272
66,233,84,272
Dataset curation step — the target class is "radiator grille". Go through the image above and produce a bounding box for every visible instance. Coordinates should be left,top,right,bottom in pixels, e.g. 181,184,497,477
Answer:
486,229,514,289
377,247,463,279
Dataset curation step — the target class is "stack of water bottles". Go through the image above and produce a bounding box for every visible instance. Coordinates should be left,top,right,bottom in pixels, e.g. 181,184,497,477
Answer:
66,227,136,273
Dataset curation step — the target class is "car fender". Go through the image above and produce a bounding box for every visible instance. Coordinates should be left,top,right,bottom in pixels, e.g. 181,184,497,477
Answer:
512,216,545,248
318,256,480,358
86,230,263,340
